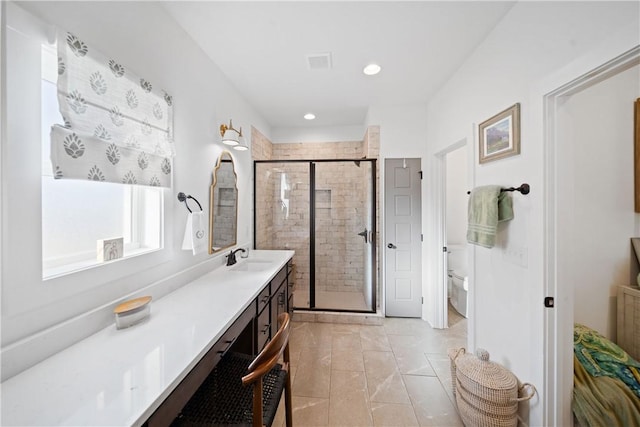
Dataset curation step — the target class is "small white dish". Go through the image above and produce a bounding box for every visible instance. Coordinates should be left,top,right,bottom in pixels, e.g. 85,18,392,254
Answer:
114,296,151,329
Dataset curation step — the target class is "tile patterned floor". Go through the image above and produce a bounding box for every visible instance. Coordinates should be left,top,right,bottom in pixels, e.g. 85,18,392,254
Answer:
272,312,467,426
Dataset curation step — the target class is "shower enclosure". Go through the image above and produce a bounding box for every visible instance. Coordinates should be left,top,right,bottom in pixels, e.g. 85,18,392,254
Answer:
254,159,376,312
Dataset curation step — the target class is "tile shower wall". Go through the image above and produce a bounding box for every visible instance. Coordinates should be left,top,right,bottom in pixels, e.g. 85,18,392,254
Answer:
252,127,275,252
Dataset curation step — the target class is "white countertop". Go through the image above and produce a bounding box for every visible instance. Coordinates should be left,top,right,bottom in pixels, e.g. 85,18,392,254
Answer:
0,250,294,427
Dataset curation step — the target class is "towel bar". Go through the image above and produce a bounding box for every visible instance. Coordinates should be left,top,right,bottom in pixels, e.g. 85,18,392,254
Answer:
466,183,530,195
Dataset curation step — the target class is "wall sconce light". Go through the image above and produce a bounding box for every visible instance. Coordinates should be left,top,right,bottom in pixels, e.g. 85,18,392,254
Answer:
220,119,249,151
220,119,241,146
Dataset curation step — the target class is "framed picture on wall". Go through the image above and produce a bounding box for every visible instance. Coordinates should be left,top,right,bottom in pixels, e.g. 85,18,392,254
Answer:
478,103,521,164
635,98,640,212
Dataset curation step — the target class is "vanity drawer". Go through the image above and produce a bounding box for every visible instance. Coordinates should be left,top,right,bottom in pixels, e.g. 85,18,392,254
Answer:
272,266,287,289
271,282,286,333
146,303,254,427
256,304,271,351
257,284,271,314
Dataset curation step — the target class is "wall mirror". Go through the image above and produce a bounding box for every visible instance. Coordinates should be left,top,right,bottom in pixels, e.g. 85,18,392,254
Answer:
209,151,238,254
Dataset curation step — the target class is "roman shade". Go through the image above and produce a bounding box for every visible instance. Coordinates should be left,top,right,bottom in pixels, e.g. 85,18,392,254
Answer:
51,31,174,187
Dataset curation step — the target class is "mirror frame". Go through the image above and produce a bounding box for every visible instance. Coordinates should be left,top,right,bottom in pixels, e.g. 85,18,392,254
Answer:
209,150,238,254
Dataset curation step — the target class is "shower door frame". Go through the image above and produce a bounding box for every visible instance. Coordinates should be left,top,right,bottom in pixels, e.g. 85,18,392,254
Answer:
253,158,377,313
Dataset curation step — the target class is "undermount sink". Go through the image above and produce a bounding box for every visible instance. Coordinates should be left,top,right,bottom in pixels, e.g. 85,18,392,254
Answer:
229,259,272,272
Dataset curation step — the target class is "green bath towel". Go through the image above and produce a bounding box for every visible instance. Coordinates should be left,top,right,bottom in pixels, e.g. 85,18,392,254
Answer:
466,185,514,248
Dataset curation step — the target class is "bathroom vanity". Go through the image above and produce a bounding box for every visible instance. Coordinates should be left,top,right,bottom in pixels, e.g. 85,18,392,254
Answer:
0,250,294,427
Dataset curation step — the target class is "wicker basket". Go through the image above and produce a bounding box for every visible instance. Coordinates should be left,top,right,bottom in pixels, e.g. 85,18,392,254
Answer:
454,348,536,427
447,347,467,397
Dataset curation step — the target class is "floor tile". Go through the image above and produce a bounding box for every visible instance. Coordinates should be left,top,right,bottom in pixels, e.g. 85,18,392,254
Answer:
301,322,334,348
328,370,373,426
393,348,436,376
292,346,331,398
360,326,392,351
286,314,468,427
364,351,410,404
291,396,330,426
371,402,419,426
403,375,463,427
426,354,457,404
367,371,411,404
383,318,433,337
331,332,362,350
363,350,400,377
331,347,365,371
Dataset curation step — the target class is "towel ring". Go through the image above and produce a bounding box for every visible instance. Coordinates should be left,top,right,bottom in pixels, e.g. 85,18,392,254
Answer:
177,192,203,213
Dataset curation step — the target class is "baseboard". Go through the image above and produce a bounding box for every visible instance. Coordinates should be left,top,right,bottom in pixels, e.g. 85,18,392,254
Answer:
292,310,384,325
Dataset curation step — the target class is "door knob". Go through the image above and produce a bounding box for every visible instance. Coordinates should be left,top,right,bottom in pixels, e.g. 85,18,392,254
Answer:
387,243,397,249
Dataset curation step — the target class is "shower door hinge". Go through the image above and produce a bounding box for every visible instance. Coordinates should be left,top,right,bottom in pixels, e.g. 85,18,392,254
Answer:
544,297,555,308
421,297,424,304
419,171,423,179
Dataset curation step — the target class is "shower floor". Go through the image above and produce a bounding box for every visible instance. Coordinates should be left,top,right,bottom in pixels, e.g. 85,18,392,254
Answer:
293,289,370,311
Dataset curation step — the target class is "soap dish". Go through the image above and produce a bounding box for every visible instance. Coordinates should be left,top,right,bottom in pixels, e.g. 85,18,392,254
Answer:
114,296,152,329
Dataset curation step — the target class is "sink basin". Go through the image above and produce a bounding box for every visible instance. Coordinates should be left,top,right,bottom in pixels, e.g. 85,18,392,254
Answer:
230,259,272,272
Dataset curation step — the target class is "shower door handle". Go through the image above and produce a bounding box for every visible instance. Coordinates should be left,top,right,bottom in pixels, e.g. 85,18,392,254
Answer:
357,228,368,243
387,243,397,249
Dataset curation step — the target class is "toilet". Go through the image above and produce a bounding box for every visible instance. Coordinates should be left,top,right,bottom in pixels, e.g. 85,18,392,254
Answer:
447,245,468,318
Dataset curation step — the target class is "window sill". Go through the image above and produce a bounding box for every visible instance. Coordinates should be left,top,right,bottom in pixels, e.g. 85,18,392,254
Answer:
43,246,162,281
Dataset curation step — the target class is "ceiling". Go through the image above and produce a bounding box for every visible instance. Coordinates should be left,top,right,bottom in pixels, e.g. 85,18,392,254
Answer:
163,1,515,132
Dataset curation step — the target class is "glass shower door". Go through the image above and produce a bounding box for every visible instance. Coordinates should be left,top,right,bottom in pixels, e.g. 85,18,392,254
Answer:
254,162,310,309
313,161,375,311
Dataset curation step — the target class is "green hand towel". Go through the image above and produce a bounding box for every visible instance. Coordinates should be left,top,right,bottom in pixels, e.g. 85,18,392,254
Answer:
466,185,514,248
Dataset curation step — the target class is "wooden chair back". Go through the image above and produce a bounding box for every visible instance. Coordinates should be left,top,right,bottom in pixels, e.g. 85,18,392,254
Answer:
241,312,292,427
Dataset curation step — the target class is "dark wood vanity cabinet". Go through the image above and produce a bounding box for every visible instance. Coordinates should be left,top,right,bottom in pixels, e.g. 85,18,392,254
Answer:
145,303,254,427
287,261,294,315
145,258,293,427
257,261,291,352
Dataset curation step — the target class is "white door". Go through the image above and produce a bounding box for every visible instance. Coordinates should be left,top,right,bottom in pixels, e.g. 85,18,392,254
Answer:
385,158,422,317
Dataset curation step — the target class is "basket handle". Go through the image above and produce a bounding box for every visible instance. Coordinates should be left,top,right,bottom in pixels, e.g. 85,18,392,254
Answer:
452,347,466,362
516,382,537,402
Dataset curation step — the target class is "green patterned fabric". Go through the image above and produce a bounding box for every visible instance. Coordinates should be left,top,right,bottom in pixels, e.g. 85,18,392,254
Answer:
574,354,640,427
574,323,640,397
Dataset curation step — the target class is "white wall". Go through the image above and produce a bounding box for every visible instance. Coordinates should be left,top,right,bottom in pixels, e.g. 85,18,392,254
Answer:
423,2,640,425
366,104,428,159
366,104,428,317
1,1,269,379
559,64,640,340
446,146,468,246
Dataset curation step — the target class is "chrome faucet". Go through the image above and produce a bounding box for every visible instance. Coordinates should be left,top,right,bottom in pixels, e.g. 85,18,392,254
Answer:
226,248,246,266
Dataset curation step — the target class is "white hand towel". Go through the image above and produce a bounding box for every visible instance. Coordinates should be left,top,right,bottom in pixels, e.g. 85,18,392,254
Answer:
182,212,207,255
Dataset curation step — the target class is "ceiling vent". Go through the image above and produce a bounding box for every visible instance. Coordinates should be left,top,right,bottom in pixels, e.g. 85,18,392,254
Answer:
306,53,332,70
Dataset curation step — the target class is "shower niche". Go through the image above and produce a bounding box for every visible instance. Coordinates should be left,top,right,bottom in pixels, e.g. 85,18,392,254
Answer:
254,159,376,313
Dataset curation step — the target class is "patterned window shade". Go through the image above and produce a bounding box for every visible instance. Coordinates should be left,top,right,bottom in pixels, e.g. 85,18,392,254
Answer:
51,32,174,188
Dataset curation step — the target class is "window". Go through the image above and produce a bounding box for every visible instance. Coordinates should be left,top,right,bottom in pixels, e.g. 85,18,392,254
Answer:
41,45,163,279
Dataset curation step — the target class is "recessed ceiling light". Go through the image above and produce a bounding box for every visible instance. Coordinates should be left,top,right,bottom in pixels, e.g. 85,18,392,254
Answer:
304,113,316,120
363,63,381,76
